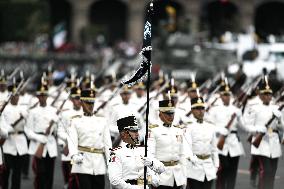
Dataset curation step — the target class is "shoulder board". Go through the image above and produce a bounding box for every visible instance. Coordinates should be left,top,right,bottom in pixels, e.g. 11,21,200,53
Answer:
109,146,122,151
71,115,82,119
173,125,185,129
149,124,159,129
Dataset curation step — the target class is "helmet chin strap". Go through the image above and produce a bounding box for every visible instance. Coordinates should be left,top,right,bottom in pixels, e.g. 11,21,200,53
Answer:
126,130,139,145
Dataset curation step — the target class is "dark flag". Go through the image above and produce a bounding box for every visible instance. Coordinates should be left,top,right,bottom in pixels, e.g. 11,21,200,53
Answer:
121,2,153,86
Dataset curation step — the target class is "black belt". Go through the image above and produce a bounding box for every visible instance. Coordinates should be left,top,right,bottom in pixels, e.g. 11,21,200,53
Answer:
230,130,240,141
273,130,279,134
36,132,45,135
11,131,25,135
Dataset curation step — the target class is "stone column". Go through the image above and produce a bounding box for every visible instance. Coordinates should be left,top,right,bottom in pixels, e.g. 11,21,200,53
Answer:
68,0,95,46
183,0,201,33
127,0,146,44
234,0,255,32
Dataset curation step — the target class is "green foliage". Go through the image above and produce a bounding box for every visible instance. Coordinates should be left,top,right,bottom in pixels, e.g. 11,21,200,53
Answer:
0,1,49,42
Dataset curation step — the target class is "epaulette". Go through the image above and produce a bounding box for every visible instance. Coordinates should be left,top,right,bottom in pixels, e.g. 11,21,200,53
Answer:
173,125,186,129
71,115,82,119
149,124,159,129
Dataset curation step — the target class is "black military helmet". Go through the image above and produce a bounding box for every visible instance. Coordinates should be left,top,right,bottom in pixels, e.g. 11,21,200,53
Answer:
117,115,138,132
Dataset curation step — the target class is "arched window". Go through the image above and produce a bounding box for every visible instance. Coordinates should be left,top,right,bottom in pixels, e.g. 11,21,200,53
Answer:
89,0,127,45
255,1,284,41
201,0,240,39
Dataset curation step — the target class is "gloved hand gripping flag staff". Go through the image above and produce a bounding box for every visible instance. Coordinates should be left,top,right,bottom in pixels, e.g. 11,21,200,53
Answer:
120,1,154,188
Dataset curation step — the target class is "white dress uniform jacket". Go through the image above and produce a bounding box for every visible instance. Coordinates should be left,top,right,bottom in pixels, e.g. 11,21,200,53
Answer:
0,104,28,156
148,124,186,187
207,104,247,157
244,103,284,158
58,107,83,161
25,105,59,157
108,143,164,189
184,118,219,182
69,115,112,175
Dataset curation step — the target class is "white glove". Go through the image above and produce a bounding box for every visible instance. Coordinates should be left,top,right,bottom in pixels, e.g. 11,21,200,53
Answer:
219,127,229,136
256,126,267,133
142,157,153,167
151,174,160,187
272,109,282,119
34,134,48,144
72,153,84,165
188,155,199,165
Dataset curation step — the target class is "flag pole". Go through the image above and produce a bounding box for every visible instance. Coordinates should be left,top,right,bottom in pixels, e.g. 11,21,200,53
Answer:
144,2,153,189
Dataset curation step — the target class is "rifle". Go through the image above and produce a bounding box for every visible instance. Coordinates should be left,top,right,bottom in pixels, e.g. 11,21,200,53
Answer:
217,113,237,150
216,82,254,150
137,81,168,113
34,91,70,158
0,79,25,116
251,104,284,148
0,115,24,146
50,83,65,107
93,87,121,115
6,67,20,80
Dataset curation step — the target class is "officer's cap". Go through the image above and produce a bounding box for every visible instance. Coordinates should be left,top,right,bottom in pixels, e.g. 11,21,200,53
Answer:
7,83,18,95
117,116,138,132
36,78,49,96
259,76,272,94
164,86,178,97
120,85,132,94
80,89,96,102
191,97,205,109
187,81,198,92
0,75,6,85
159,99,175,113
219,84,231,95
70,87,81,99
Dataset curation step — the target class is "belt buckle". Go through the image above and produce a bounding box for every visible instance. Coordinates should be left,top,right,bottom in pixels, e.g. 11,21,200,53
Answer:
90,147,95,152
137,179,144,185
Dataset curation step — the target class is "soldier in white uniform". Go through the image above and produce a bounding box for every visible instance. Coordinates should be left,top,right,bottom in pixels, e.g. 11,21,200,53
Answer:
108,115,165,189
243,77,284,189
243,88,262,187
57,86,82,189
0,73,8,109
0,82,28,189
148,99,187,189
179,80,199,115
184,96,219,189
25,80,59,189
69,88,112,189
207,84,251,189
108,86,144,146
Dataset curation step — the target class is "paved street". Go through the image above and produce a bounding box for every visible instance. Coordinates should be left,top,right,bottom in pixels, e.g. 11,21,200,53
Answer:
21,131,284,189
